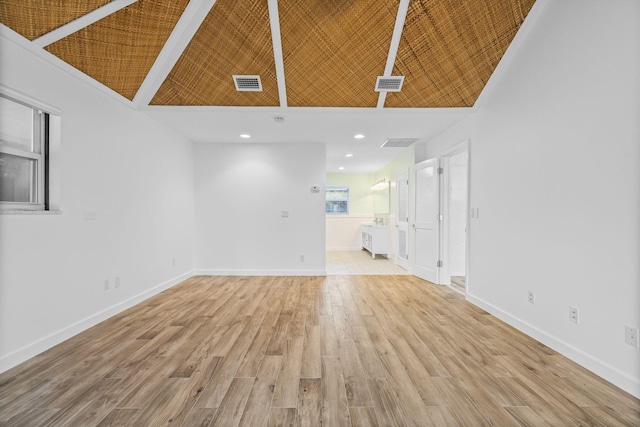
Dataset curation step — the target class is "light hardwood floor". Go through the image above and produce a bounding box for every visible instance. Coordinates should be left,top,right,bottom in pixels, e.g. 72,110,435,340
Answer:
450,276,465,294
1,275,638,426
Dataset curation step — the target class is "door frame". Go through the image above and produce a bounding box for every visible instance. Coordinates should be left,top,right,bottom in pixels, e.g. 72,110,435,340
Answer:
395,169,409,270
440,140,471,292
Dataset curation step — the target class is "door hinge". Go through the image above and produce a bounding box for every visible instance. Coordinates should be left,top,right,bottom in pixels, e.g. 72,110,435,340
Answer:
437,261,443,267
438,213,443,221
437,167,443,174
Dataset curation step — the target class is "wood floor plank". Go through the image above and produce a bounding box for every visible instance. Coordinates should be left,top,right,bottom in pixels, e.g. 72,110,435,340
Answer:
321,356,351,427
238,355,282,427
271,337,304,408
38,377,120,426
210,377,255,427
367,377,411,426
96,408,139,426
265,314,292,356
349,406,379,427
425,406,464,427
320,315,339,357
0,275,636,427
296,378,322,427
4,407,59,427
267,407,296,427
378,352,435,425
338,338,374,407
180,407,218,427
236,325,275,378
300,324,321,379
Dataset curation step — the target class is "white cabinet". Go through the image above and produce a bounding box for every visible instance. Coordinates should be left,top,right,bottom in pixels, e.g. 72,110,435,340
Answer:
361,224,389,259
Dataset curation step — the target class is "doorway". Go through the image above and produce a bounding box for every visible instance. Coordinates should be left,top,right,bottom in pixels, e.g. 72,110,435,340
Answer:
442,144,469,293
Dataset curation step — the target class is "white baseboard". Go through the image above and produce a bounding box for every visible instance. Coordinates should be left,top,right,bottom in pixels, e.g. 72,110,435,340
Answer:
466,293,640,399
195,269,327,277
0,271,194,374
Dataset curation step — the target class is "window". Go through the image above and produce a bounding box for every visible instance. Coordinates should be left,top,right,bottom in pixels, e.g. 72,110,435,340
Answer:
0,94,49,211
326,186,349,214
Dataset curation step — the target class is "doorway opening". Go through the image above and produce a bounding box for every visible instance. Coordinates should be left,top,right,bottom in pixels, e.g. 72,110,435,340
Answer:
442,143,469,294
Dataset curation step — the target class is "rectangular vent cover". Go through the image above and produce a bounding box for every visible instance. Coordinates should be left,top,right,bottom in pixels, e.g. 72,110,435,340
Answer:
375,76,404,92
233,75,262,91
381,138,419,148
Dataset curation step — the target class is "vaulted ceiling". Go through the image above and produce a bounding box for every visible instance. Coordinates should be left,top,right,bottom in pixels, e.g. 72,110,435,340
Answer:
0,0,536,109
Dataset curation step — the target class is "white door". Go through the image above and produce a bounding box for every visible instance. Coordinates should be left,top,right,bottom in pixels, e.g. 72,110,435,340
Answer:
396,169,409,270
412,158,441,284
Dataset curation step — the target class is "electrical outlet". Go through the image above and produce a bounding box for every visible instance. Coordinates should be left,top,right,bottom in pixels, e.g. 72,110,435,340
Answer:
569,306,579,324
528,290,535,304
300,255,305,262
104,279,110,291
115,276,120,288
625,326,639,347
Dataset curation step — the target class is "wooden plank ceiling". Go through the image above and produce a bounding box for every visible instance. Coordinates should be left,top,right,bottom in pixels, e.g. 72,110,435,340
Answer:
0,0,536,108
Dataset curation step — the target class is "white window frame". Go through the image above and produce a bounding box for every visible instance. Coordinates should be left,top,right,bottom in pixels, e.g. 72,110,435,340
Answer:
326,186,350,215
0,87,56,211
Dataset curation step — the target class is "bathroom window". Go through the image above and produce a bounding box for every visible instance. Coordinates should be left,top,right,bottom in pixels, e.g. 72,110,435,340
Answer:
326,186,349,214
0,93,50,211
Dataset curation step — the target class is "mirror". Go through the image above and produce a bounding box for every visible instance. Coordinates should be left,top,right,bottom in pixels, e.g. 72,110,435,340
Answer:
372,182,390,214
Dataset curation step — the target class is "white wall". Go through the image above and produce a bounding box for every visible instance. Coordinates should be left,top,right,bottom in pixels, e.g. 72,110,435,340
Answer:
424,0,640,396
0,34,196,371
194,143,326,275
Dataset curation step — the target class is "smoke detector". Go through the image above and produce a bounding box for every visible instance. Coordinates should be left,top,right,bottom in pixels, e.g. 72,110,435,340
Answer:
233,75,262,92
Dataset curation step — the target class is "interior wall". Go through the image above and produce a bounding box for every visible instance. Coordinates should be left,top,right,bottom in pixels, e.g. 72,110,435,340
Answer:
424,0,640,396
0,35,196,371
194,143,326,275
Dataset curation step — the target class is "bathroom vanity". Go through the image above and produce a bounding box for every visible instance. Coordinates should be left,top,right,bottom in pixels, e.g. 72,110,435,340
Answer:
361,223,389,259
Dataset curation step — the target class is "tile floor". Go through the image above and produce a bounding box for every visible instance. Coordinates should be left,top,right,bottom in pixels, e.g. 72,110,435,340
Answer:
326,250,410,275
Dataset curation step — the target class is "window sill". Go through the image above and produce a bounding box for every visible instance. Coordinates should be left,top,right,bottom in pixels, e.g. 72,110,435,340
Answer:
0,210,61,215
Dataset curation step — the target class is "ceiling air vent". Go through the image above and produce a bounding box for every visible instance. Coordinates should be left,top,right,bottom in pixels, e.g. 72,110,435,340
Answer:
375,76,405,92
233,75,262,92
380,138,419,148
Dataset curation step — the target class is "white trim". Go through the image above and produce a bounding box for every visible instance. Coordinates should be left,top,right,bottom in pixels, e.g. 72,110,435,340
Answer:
439,140,470,293
0,83,62,115
195,269,327,277
377,0,410,109
133,0,218,108
0,271,193,374
0,26,135,107
33,0,139,47
474,0,548,108
267,0,287,107
467,293,640,399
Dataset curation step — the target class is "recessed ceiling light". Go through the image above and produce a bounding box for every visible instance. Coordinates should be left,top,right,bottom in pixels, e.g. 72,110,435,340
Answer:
345,153,354,158
338,167,345,170
240,134,251,139
354,134,365,139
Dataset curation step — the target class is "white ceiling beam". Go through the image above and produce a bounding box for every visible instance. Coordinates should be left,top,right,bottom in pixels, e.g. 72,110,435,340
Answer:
132,0,218,109
377,0,410,109
268,0,287,107
33,0,139,47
